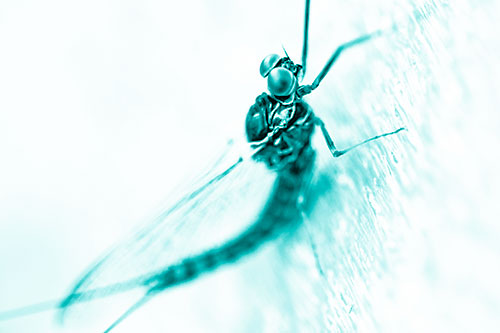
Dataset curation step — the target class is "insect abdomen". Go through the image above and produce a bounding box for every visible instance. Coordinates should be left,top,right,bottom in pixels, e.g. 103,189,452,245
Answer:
147,146,315,293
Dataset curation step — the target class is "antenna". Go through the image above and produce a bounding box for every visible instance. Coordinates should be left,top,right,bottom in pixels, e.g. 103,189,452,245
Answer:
281,44,290,59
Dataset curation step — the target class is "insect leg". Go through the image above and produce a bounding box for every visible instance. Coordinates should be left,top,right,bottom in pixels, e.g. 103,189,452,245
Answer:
301,0,311,76
310,30,383,90
316,117,405,158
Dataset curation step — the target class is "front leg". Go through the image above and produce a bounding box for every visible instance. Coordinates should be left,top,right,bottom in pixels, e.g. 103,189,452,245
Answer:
311,30,383,90
298,30,385,99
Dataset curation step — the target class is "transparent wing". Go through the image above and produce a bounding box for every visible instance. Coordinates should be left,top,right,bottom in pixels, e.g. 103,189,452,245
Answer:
59,142,277,328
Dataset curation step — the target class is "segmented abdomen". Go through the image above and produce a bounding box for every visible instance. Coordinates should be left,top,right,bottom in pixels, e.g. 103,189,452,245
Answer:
146,145,316,293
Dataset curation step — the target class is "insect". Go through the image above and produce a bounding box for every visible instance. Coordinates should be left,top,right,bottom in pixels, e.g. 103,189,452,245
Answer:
0,0,405,331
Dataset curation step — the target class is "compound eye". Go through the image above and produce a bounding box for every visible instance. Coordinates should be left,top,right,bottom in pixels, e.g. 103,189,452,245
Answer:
267,67,296,97
260,54,281,78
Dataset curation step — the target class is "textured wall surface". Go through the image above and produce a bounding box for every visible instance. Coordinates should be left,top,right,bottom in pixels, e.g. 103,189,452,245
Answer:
1,0,499,332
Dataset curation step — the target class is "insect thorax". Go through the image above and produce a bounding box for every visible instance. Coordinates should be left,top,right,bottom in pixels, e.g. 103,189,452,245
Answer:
245,93,315,169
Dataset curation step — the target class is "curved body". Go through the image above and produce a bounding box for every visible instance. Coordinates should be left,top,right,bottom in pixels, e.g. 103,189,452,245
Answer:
147,94,316,292
148,147,315,292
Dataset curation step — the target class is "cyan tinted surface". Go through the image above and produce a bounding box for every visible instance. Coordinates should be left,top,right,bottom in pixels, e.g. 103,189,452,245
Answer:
1,0,499,331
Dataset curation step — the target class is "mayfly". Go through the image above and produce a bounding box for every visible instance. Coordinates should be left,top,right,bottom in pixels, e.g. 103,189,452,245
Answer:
0,0,405,331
